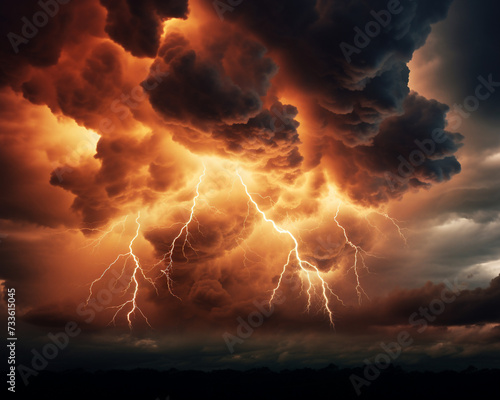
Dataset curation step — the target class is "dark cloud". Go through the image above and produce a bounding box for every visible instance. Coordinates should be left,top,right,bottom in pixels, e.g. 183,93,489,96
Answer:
414,0,500,119
1,0,464,211
215,0,454,145
50,158,122,226
0,0,105,87
188,279,231,309
21,303,78,328
144,31,272,127
99,0,189,58
337,274,500,330
422,187,500,224
148,61,258,126
323,92,463,205
136,0,464,203
143,30,303,172
33,41,125,125
211,102,303,169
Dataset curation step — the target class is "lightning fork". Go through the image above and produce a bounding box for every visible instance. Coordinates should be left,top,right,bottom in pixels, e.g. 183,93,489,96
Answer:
236,171,342,327
333,203,373,305
82,216,129,252
346,202,408,246
155,165,207,299
373,211,408,245
86,211,157,329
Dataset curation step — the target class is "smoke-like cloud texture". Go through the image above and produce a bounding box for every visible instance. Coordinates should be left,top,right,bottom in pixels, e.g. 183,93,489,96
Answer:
1,0,499,373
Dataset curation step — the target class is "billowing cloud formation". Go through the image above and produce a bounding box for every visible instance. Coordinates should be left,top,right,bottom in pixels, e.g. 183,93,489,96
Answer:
0,0,464,228
0,0,467,314
138,0,462,202
2,0,500,375
146,31,273,127
0,0,478,335
337,274,500,331
215,0,453,144
100,0,189,57
323,92,463,204
0,0,105,86
143,29,303,173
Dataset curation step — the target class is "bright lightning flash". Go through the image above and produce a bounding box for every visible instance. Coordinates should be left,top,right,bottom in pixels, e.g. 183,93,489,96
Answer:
154,165,206,299
85,212,157,329
83,162,406,329
334,203,372,305
236,171,343,327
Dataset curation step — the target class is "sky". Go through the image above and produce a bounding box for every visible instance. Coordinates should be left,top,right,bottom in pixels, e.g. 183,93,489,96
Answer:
1,0,499,376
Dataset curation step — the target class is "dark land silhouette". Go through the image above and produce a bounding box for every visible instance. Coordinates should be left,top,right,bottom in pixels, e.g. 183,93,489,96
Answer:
15,365,499,399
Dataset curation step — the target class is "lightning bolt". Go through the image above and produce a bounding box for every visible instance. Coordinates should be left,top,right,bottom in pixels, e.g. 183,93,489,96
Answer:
84,165,209,328
236,237,264,271
82,216,129,252
333,203,374,305
328,199,407,303
236,171,343,327
343,202,408,246
85,211,157,329
82,163,404,330
155,165,207,299
374,211,408,245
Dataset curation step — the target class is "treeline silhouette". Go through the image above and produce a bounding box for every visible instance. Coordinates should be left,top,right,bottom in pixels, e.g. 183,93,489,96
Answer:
16,364,498,399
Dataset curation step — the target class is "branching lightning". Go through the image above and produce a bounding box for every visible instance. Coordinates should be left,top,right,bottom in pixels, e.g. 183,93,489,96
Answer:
83,162,406,329
154,165,206,299
375,211,408,245
85,212,157,329
346,203,408,245
82,216,129,252
236,171,343,327
334,203,372,305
